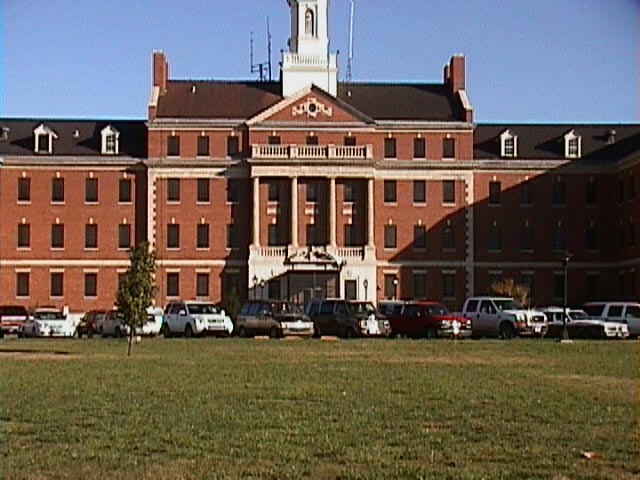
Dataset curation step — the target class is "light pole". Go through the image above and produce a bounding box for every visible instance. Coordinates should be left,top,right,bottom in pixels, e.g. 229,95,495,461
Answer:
363,279,368,300
252,275,258,300
393,276,399,301
561,251,572,341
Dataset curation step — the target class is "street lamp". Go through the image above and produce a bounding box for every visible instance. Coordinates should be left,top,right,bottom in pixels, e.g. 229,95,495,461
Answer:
393,276,399,301
561,251,573,341
252,275,258,300
363,279,368,300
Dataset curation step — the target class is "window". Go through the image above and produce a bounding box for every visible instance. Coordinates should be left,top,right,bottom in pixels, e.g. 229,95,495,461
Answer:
521,182,533,206
489,181,501,206
51,224,64,249
196,273,209,297
197,224,210,249
167,178,180,202
52,178,65,203
227,179,239,203
34,124,57,154
227,136,239,157
619,225,626,249
16,272,29,297
553,178,565,206
383,180,397,203
586,225,598,251
443,273,455,299
343,182,354,203
166,272,180,297
226,224,237,249
585,273,598,300
268,135,281,145
17,224,30,248
384,138,396,158
268,182,279,202
442,180,455,204
413,272,426,299
17,178,30,202
521,223,533,252
306,135,318,145
224,272,239,298
118,224,131,249
488,224,502,252
167,224,180,249
119,179,132,203
268,224,279,246
345,280,357,301
84,273,97,297
520,273,533,302
629,175,636,201
586,180,597,206
384,274,397,300
564,130,581,158
85,224,98,249
443,224,455,251
553,223,566,252
101,125,119,155
384,225,397,249
85,178,98,203
197,136,210,157
500,130,517,158
306,183,317,203
413,181,426,204
414,225,426,250
442,138,455,158
307,224,318,246
414,138,426,158
553,273,564,301
630,223,636,248
268,280,281,300
197,178,210,203
344,224,356,247
50,272,64,297
167,136,180,156
344,136,356,146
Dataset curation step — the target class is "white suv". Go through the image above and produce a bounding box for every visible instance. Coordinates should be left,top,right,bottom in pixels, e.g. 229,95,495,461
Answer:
583,302,640,338
162,301,233,338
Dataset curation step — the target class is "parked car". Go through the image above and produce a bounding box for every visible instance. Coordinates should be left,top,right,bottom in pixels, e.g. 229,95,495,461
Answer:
99,310,130,338
76,309,107,338
162,301,234,337
307,299,391,338
236,300,314,338
459,296,547,339
21,307,76,338
538,307,629,339
379,300,472,339
583,302,640,338
140,307,164,336
0,305,29,337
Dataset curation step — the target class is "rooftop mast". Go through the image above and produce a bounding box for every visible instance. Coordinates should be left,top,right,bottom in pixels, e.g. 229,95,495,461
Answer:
346,0,354,82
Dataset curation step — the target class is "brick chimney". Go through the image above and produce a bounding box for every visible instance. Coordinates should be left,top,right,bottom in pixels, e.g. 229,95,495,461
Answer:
445,55,465,94
153,51,168,94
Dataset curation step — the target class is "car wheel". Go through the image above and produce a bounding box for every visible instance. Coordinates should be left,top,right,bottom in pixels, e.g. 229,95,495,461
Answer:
238,326,247,338
345,327,356,339
76,329,82,339
162,323,171,338
499,322,515,340
269,327,280,339
184,324,194,338
425,327,438,340
312,324,322,339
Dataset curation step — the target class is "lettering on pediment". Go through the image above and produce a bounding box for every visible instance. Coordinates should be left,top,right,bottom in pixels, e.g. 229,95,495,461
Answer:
292,97,333,118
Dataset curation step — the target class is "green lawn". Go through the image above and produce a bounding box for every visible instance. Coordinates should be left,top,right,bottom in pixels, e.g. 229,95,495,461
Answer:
1,337,638,479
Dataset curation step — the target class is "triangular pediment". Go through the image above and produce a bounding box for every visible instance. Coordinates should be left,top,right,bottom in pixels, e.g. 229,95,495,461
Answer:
247,85,373,126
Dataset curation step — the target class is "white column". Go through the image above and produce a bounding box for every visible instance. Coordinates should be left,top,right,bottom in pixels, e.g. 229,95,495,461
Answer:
291,177,299,247
367,178,375,247
253,176,260,247
329,177,337,247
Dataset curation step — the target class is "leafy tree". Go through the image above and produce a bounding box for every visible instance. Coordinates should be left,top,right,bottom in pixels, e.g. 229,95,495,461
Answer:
116,241,156,356
490,278,530,307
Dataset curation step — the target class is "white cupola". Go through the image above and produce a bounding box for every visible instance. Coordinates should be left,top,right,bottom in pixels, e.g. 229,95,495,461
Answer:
282,0,337,97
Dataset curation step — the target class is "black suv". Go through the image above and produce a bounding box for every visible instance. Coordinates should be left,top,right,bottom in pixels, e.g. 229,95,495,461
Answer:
306,299,391,338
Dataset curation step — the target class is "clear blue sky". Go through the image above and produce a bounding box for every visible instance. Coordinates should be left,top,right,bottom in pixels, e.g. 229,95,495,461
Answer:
2,0,638,123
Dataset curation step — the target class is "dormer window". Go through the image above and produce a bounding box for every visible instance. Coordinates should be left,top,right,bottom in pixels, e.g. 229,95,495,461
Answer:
34,124,58,154
305,8,315,36
500,130,517,158
101,125,120,155
564,130,582,159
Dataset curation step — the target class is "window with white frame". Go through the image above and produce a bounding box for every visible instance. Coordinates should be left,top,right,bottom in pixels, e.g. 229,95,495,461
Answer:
34,124,57,154
564,130,581,158
101,125,120,155
500,130,517,158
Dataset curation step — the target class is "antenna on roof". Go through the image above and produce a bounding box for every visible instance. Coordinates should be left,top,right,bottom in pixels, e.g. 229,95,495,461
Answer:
346,0,355,82
250,17,272,82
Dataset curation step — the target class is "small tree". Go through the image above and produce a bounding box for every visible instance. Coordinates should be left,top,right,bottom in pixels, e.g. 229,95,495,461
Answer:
490,278,530,307
223,288,242,323
116,241,156,356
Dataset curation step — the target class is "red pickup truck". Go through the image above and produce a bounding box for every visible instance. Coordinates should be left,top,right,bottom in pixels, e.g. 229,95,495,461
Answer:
378,300,471,339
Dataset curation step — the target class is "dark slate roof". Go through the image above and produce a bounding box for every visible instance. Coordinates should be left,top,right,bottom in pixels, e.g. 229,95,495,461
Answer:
0,119,147,157
155,80,463,122
474,124,640,164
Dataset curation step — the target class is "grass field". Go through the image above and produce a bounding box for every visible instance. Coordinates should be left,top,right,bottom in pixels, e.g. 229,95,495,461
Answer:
1,337,638,479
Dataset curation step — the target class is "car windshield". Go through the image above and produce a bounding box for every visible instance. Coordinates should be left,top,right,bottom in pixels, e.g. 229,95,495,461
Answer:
425,304,449,315
568,310,588,320
493,299,523,311
271,302,301,314
188,303,219,315
34,311,65,320
347,302,376,315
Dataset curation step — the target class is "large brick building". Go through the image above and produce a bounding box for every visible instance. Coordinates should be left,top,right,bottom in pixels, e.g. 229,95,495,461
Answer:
1,0,638,312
